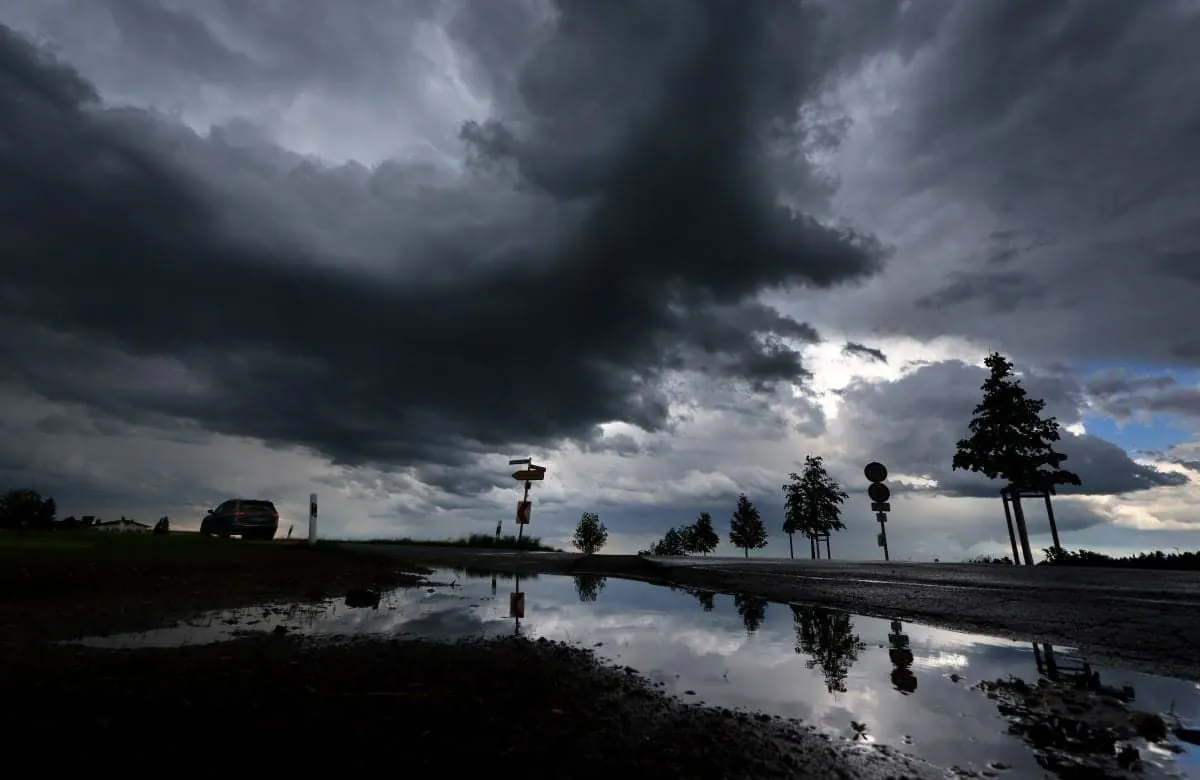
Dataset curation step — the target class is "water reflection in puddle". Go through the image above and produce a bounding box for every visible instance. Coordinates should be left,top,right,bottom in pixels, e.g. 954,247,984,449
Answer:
75,569,1199,779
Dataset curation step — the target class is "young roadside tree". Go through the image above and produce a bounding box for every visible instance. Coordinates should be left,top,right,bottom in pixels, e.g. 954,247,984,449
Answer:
782,456,849,559
684,512,720,556
640,526,689,556
728,493,768,559
952,353,1082,565
572,511,609,555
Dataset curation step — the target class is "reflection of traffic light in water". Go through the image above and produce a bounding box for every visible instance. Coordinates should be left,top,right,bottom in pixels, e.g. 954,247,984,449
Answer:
509,573,525,636
888,620,917,694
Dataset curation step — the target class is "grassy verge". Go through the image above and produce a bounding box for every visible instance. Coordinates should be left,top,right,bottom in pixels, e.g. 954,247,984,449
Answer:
0,530,429,642
351,532,560,552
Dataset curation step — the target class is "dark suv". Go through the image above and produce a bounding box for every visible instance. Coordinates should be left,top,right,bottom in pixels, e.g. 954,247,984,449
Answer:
200,499,279,540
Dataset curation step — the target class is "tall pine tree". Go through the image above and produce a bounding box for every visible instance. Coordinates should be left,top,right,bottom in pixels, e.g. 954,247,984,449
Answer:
953,353,1081,563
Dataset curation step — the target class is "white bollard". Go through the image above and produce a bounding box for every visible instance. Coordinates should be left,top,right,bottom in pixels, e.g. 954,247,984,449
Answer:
308,493,318,544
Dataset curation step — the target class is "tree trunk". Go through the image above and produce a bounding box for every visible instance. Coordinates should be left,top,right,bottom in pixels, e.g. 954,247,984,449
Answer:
788,533,794,559
743,546,749,559
1011,490,1035,566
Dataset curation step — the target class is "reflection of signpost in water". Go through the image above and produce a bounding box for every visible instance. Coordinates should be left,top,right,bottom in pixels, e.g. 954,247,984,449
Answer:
864,463,892,562
888,620,917,694
509,574,525,635
507,458,546,544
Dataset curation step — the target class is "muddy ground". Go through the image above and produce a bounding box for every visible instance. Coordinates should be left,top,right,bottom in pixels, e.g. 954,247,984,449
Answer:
1,636,949,779
343,545,1200,683
0,534,949,779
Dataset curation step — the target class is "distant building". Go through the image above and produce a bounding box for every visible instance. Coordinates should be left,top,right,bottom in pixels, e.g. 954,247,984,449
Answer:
93,518,152,534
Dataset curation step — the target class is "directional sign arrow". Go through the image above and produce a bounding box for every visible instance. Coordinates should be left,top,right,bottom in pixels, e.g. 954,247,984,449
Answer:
512,469,546,481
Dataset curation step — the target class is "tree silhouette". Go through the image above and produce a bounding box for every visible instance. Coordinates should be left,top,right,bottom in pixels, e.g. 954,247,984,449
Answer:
640,526,689,556
573,574,607,603
953,353,1081,563
690,589,716,612
572,511,609,555
684,512,720,556
728,494,768,558
783,455,849,559
0,489,56,529
733,593,768,634
791,605,867,693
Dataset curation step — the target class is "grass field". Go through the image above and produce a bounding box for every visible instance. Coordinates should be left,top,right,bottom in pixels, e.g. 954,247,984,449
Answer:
0,529,427,641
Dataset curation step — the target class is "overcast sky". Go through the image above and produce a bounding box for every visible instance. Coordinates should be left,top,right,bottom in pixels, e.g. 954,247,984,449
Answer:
2,0,1198,560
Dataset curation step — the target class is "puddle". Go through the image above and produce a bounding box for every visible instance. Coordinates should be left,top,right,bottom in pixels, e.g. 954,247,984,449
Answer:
73,569,1199,779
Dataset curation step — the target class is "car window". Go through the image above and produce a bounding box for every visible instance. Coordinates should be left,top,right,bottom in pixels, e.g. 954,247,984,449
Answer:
243,500,276,511
216,500,235,512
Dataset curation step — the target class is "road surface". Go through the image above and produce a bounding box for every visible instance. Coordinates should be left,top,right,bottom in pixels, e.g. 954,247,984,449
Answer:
344,545,1200,681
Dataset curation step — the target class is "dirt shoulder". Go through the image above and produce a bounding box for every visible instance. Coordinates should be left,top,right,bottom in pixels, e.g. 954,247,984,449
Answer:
0,533,427,643
344,545,1200,682
1,634,948,780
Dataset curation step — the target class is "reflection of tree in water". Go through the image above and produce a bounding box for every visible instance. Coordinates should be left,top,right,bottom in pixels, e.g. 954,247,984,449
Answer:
888,620,917,694
452,568,540,582
691,590,715,612
733,594,768,634
573,574,607,603
791,605,866,693
981,650,1163,778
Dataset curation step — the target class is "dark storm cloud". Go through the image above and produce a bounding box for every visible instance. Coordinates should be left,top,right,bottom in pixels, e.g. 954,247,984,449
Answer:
1083,370,1200,421
830,0,1200,366
914,270,1043,315
828,360,1186,499
0,8,879,473
3,0,443,106
841,342,887,364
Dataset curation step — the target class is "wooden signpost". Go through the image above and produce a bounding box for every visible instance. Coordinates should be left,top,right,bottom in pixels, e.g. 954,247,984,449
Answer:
506,458,547,542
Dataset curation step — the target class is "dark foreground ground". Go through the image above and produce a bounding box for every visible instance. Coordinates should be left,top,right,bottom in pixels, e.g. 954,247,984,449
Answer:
0,533,947,779
344,545,1200,682
2,636,944,779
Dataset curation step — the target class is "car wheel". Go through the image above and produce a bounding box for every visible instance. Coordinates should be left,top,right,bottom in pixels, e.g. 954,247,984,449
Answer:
199,522,212,537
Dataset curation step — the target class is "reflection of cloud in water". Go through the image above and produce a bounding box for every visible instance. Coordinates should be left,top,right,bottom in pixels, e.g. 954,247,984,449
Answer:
396,609,509,640
70,570,1199,778
910,652,969,670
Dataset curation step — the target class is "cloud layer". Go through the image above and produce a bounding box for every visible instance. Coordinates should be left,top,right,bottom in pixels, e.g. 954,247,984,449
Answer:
0,5,880,474
2,2,1198,557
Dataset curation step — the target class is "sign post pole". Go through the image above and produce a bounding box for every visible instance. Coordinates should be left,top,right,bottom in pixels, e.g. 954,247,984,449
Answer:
518,479,530,543
508,458,545,548
864,463,891,562
308,493,318,546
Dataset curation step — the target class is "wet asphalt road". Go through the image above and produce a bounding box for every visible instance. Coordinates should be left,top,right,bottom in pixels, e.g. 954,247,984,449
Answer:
346,546,1200,681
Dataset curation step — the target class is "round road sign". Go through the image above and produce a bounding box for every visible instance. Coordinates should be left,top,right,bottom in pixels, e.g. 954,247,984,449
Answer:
864,461,888,483
868,482,891,503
